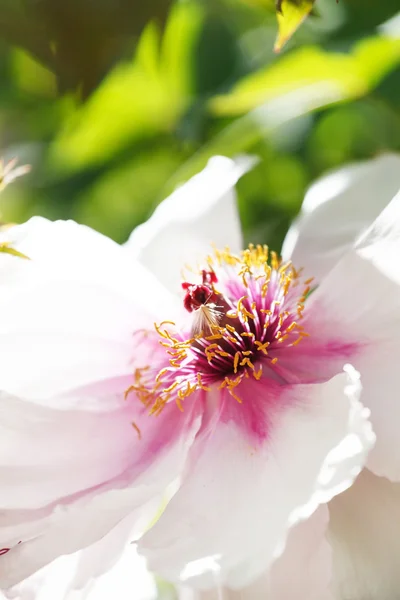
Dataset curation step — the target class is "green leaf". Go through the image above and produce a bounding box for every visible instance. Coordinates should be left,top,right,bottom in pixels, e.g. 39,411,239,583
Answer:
0,243,30,260
237,0,314,50
50,2,204,171
275,0,314,51
11,48,56,97
73,148,182,242
166,35,400,191
238,0,276,9
210,35,400,116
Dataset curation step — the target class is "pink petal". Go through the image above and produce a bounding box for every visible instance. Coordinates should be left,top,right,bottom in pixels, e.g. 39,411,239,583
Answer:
0,217,178,399
0,387,202,586
0,217,203,585
139,370,373,588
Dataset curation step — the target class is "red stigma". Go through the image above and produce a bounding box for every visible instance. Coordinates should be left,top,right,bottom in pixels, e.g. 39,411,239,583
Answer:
201,269,217,285
182,270,218,313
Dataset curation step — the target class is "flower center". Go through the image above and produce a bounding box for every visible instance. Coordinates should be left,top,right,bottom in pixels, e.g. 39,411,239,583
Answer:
126,245,312,414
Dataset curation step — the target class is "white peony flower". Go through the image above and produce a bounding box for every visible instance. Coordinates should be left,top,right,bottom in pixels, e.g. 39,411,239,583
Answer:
2,155,394,599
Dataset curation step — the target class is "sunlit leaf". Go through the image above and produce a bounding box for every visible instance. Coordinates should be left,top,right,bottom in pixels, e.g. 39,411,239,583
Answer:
238,0,315,49
210,36,400,116
50,2,204,171
238,0,276,9
167,35,400,191
73,148,182,242
275,0,314,52
11,48,56,97
0,243,29,260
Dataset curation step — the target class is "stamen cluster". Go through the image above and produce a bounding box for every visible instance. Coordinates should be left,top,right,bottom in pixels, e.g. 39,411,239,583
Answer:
126,245,312,414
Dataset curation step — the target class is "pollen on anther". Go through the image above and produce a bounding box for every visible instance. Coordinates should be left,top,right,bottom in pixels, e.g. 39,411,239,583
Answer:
233,351,241,373
255,340,269,354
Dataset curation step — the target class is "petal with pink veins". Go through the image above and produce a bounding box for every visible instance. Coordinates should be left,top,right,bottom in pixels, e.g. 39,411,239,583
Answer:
0,388,202,587
126,156,255,295
139,369,374,589
0,217,178,399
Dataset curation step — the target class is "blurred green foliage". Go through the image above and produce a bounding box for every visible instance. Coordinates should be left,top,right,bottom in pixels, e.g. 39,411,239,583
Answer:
0,0,399,252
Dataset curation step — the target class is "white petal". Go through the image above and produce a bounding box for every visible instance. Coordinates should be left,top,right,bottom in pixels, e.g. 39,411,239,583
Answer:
282,153,400,281
6,521,158,600
126,156,254,295
0,217,201,585
139,369,373,589
300,190,400,479
329,468,400,600
0,390,201,586
0,390,143,509
179,506,333,600
78,545,157,600
0,217,178,399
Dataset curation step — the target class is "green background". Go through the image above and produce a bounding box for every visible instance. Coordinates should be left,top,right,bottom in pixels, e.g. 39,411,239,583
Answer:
0,0,399,252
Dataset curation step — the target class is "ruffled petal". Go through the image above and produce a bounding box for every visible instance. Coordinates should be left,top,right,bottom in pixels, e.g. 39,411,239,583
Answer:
297,190,400,479
0,217,203,585
126,156,254,295
282,154,400,282
139,369,373,589
328,468,400,600
0,388,201,586
179,506,333,600
0,217,178,399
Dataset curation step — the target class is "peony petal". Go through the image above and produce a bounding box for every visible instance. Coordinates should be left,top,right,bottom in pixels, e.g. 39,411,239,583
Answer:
0,217,202,586
265,505,333,600
179,506,333,600
126,156,254,295
350,340,400,481
282,153,400,282
0,390,142,509
139,369,373,589
6,523,158,600
328,468,400,600
73,544,158,600
298,190,400,479
0,217,178,399
0,389,202,586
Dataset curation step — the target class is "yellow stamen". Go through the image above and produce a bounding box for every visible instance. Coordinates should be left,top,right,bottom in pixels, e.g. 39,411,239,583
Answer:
253,366,263,380
255,340,270,354
197,373,211,391
233,351,241,373
127,244,311,415
240,357,255,370
155,368,169,382
131,422,142,440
